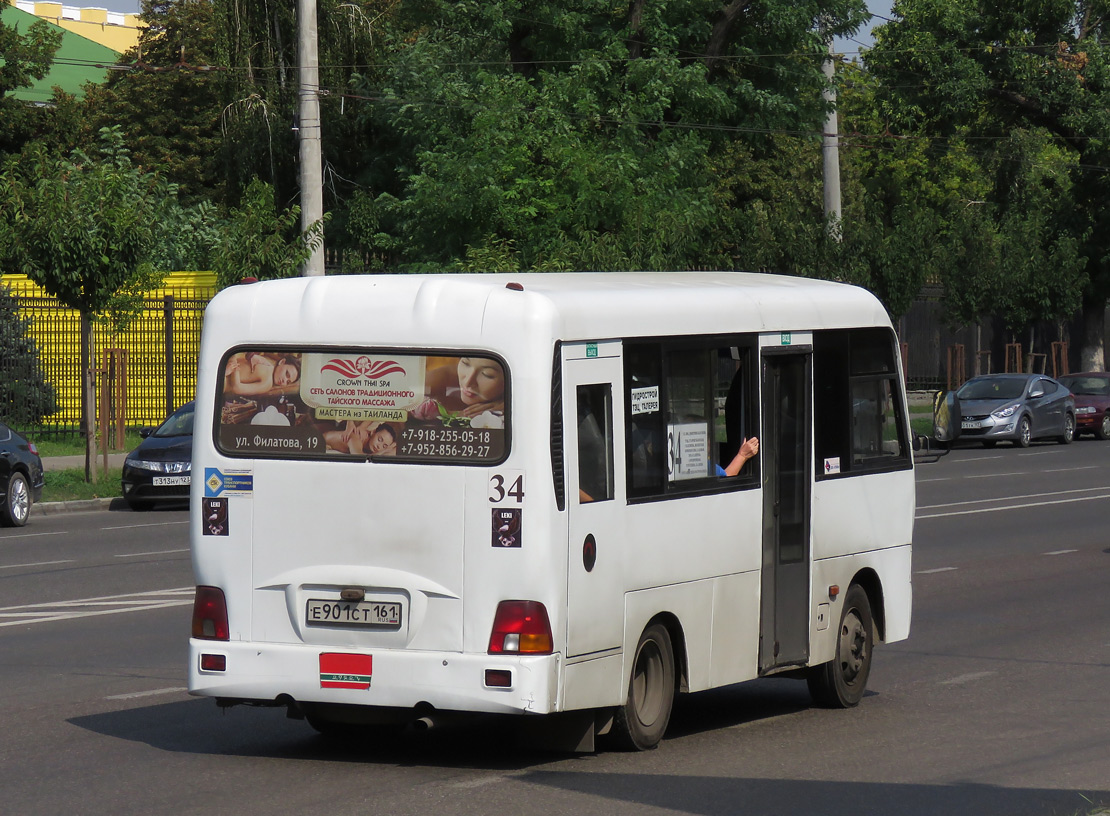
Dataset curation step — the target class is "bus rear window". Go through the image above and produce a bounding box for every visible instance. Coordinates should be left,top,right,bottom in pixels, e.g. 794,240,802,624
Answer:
216,349,508,465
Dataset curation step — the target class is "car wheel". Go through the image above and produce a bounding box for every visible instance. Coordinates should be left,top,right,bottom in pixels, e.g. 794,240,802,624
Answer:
1,472,31,527
610,623,676,751
1016,416,1032,448
1058,413,1075,445
807,584,873,708
1097,414,1110,441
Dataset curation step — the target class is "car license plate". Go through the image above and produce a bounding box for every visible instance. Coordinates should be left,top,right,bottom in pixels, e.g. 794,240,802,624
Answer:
961,420,980,430
306,599,402,628
153,475,191,486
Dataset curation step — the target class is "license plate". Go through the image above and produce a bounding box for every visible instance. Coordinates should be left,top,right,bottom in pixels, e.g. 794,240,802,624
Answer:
153,475,191,486
961,420,980,430
306,599,402,628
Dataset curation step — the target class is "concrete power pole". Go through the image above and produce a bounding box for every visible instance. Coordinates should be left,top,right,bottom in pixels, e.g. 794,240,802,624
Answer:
822,42,842,241
298,0,325,276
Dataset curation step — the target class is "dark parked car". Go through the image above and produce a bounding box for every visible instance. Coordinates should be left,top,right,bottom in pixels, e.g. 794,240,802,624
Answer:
1058,372,1110,439
955,373,1075,448
0,422,44,527
121,401,194,510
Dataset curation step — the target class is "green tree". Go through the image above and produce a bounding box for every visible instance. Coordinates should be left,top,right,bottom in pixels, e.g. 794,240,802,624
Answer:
0,286,56,427
0,0,62,155
345,0,868,271
79,0,223,204
0,128,168,479
864,0,1109,368
212,178,323,288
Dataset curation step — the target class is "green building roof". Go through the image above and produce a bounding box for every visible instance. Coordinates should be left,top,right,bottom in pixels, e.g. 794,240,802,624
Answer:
1,4,120,103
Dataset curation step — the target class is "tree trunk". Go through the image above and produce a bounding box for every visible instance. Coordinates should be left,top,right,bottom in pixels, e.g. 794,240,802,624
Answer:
1080,298,1107,372
81,313,99,482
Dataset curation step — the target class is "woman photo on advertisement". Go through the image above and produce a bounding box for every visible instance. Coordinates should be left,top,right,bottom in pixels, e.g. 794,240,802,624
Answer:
423,356,506,419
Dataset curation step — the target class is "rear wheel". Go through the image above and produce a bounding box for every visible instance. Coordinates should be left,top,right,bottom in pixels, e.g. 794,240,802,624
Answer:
1,472,30,527
1016,416,1032,448
1097,413,1110,441
610,623,675,751
1058,413,1075,444
807,584,873,708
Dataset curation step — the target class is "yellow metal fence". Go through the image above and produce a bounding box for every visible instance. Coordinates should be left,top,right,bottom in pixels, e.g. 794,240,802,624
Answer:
1,272,216,430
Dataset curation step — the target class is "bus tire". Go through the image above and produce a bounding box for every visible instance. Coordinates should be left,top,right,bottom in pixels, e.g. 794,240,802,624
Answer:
610,623,675,751
807,584,873,708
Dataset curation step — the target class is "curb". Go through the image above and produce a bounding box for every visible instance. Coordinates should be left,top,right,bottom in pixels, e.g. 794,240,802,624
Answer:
33,497,128,516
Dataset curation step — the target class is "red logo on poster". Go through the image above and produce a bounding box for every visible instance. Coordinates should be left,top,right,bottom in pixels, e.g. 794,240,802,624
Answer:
320,358,406,379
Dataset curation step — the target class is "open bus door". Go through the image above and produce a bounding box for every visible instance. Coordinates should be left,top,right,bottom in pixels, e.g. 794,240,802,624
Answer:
759,348,812,672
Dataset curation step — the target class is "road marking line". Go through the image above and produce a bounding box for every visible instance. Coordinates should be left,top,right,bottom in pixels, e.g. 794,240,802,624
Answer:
917,567,958,574
0,600,193,627
941,671,996,685
0,531,67,540
920,485,1110,510
106,687,188,701
100,521,190,531
963,472,1027,479
918,493,1110,519
0,560,75,570
114,549,190,558
1044,549,1078,556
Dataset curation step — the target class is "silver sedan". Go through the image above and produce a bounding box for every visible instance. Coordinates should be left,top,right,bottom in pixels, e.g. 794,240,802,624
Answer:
956,373,1076,448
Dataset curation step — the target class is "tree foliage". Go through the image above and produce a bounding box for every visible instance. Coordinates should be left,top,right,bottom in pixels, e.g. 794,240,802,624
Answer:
0,0,62,155
0,287,56,427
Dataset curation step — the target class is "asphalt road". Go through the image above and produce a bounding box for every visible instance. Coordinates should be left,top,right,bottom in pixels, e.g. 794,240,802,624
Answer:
1,439,1108,816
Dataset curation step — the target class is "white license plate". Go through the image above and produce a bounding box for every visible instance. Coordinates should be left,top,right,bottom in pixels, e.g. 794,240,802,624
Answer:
961,420,981,430
306,599,402,628
153,475,191,486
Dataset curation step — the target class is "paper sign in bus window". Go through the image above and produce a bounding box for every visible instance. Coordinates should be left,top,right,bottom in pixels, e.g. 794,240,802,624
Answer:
668,423,710,481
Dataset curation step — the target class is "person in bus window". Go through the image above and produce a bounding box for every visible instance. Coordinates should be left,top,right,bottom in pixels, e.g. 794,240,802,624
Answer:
424,357,506,419
716,436,759,477
225,352,301,396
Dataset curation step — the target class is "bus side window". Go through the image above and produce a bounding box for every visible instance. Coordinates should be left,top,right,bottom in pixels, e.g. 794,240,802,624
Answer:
577,384,614,503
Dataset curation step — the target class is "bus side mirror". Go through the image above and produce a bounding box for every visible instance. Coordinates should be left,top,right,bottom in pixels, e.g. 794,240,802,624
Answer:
932,390,962,444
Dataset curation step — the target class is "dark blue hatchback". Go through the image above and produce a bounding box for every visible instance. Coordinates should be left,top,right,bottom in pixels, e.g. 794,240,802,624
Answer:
121,401,194,510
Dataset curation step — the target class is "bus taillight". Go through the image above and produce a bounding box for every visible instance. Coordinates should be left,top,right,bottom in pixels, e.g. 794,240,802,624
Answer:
488,600,553,655
192,586,230,641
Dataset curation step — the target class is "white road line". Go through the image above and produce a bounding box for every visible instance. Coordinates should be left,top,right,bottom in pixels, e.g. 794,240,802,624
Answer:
917,567,958,574
1044,549,1078,556
1043,467,1098,473
963,472,1027,479
0,587,195,628
919,486,1110,512
941,671,996,685
0,560,75,570
0,531,67,540
100,521,190,531
0,600,192,628
918,493,1110,519
114,549,190,558
106,687,188,701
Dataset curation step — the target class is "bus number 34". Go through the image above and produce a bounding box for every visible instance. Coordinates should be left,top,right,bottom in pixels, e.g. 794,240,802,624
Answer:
489,474,524,504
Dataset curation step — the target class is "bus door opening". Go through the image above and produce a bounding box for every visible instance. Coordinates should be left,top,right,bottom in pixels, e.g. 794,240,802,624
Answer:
759,350,812,672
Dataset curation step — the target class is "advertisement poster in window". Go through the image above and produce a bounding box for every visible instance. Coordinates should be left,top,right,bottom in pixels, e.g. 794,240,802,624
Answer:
217,351,507,464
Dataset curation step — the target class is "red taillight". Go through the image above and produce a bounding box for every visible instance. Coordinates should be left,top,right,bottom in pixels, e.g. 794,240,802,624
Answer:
191,586,229,641
488,600,553,655
28,442,39,456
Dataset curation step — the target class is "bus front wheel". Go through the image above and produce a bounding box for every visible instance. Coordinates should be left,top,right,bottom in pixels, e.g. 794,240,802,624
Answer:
610,623,675,751
807,584,873,708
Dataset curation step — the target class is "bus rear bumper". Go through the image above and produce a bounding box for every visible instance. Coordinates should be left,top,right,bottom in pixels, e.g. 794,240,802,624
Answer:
188,639,561,715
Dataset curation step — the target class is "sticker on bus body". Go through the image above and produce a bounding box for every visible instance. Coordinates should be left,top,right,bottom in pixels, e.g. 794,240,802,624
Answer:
319,653,373,690
204,468,253,497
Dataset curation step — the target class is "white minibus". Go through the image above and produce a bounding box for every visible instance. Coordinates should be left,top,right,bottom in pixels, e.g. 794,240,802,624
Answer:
188,272,914,751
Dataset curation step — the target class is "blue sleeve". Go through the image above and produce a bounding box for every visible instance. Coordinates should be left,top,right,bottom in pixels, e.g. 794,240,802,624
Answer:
715,463,727,477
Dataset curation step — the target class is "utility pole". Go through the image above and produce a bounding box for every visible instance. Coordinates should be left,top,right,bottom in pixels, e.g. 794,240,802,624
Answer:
822,41,842,241
298,0,325,276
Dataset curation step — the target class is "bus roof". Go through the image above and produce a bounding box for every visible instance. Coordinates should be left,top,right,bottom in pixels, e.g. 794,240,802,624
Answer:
203,272,892,350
